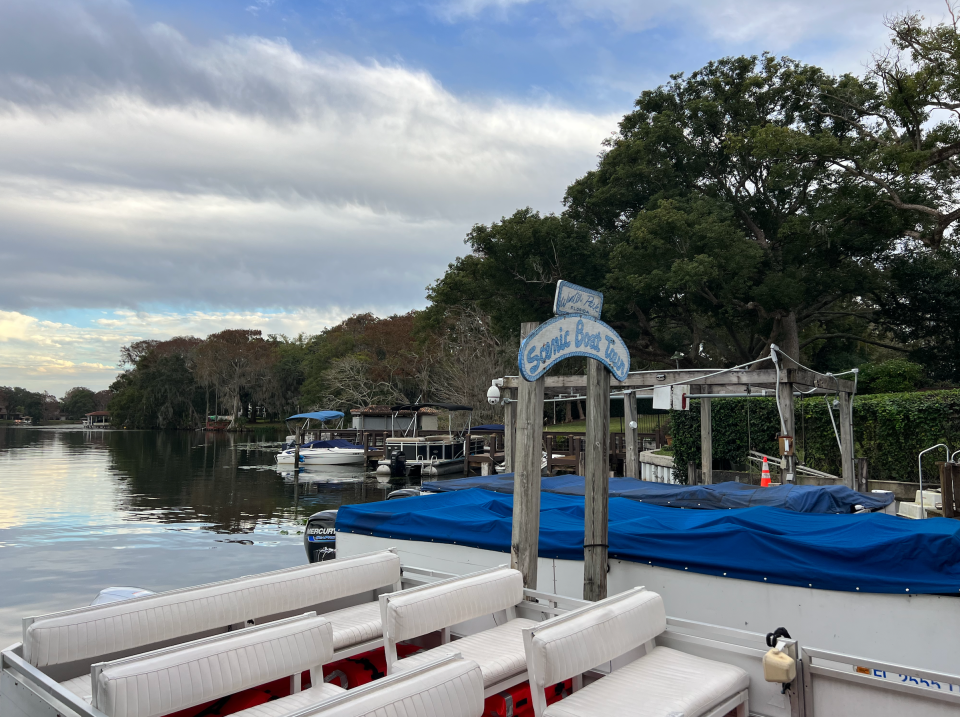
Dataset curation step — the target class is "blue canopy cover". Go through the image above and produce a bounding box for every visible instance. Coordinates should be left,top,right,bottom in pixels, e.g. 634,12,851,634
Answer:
336,489,960,595
421,475,894,514
287,411,344,422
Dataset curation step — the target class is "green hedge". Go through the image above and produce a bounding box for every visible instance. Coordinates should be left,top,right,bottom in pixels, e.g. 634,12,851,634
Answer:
670,390,960,484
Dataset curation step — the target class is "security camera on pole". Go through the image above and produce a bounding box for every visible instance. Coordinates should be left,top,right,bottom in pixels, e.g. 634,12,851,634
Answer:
513,281,630,601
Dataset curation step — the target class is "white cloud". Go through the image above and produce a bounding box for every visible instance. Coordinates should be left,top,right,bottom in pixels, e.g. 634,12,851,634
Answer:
0,5,615,314
0,307,353,395
436,0,953,74
0,0,616,391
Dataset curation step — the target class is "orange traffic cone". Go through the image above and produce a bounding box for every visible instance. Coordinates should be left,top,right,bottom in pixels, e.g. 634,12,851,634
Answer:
761,456,771,487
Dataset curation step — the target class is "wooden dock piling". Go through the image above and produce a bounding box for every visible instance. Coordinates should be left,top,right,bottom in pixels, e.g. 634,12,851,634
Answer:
583,360,610,602
511,322,544,590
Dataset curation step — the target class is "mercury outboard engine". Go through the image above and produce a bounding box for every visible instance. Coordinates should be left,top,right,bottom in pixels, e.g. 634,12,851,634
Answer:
303,509,338,563
388,449,407,478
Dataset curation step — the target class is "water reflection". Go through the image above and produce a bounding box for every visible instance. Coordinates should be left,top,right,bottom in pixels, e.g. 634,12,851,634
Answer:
0,426,409,647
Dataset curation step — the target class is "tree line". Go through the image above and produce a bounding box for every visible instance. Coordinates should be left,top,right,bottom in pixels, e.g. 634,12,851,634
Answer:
105,308,516,429
0,386,111,421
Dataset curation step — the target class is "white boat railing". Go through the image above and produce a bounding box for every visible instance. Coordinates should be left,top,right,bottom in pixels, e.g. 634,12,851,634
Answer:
801,646,960,716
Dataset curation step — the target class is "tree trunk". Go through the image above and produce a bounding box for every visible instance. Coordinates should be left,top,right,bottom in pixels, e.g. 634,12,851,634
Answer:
780,311,800,364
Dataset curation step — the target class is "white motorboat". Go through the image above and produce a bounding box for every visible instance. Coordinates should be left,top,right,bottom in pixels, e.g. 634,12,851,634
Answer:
276,410,366,467
275,442,366,466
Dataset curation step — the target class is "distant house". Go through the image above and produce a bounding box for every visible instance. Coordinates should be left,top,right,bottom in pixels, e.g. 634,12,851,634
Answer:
83,411,111,428
350,405,439,432
0,407,22,421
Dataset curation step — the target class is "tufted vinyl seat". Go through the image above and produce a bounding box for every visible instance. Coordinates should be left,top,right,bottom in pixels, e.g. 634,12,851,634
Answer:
322,601,384,651
230,683,345,717
394,618,538,688
380,566,534,694
283,654,485,717
92,613,334,717
523,588,749,717
28,550,399,669
59,675,93,704
542,647,749,717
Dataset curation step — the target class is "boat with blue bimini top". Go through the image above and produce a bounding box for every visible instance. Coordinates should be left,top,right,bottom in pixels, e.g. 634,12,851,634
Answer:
275,411,366,466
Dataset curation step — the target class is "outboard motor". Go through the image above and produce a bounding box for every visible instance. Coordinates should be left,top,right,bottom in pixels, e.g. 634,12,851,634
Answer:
303,509,338,563
389,449,407,478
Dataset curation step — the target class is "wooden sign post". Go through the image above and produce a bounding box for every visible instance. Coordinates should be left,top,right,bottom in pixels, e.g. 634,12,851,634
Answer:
583,360,610,601
514,283,629,600
511,322,544,589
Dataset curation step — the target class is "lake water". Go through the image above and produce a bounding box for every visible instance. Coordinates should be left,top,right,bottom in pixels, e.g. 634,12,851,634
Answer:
0,426,402,648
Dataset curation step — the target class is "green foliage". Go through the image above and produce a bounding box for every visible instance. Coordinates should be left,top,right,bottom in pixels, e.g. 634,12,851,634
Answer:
0,387,46,418
858,359,924,394
671,390,960,484
879,247,960,382
422,210,606,340
109,351,204,429
61,387,97,419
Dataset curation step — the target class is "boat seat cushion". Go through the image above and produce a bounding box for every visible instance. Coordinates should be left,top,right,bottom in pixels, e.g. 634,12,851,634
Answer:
25,550,399,667
382,568,523,642
526,588,665,687
94,614,333,717
295,656,484,717
59,675,93,704
230,683,345,717
394,618,537,688
323,601,383,651
542,646,749,717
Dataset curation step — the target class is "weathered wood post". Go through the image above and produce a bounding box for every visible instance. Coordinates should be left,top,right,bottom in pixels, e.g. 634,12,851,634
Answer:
511,322,544,589
515,281,630,602
838,391,855,491
584,360,610,601
700,386,713,485
623,390,640,479
504,389,517,473
777,373,796,482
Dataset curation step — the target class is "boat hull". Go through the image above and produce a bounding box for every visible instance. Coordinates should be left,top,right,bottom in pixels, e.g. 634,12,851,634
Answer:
276,449,365,466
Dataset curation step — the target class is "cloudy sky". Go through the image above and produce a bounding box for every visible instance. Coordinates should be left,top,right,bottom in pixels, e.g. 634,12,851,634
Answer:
0,0,952,395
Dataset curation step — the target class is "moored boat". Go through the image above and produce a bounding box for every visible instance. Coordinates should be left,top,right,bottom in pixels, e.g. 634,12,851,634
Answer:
375,403,485,478
275,411,366,466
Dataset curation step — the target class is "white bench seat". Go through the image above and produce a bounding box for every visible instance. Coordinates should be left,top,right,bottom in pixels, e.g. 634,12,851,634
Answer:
394,618,538,688
230,683,345,717
284,654,485,717
542,646,749,717
24,550,399,669
523,588,749,717
92,614,334,717
59,675,93,704
322,602,383,651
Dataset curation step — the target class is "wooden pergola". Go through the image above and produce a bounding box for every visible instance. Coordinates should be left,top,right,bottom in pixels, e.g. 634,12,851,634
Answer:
498,367,858,490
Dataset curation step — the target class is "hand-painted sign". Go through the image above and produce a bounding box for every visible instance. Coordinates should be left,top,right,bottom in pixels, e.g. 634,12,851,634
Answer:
553,280,603,319
519,314,630,382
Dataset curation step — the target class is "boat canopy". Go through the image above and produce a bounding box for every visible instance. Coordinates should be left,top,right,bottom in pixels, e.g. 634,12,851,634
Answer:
336,488,960,595
390,403,473,412
421,475,894,514
286,411,344,422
